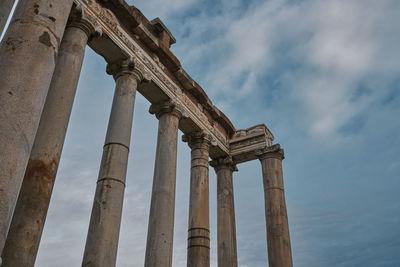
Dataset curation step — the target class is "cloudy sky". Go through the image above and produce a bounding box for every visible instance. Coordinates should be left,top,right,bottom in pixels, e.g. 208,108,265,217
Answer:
2,0,400,266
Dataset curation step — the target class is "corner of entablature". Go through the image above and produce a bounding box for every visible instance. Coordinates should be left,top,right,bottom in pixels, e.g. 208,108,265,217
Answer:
229,124,275,163
231,124,274,144
256,144,285,161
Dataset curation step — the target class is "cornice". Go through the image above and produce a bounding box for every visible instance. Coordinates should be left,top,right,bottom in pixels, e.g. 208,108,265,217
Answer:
256,144,285,161
230,124,275,164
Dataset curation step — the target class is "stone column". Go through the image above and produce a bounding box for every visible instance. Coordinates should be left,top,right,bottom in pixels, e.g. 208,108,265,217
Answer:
0,0,74,259
210,157,238,267
183,132,212,267
144,101,182,267
0,0,16,35
258,144,292,267
1,8,100,267
82,59,142,267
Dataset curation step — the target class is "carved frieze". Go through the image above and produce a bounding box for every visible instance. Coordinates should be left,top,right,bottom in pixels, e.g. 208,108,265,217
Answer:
71,0,242,156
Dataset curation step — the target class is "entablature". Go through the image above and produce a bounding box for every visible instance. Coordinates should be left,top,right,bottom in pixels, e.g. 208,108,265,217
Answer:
73,0,277,161
74,0,236,158
230,124,275,164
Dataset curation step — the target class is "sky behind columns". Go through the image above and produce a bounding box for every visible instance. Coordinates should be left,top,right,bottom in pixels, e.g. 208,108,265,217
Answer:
2,0,400,266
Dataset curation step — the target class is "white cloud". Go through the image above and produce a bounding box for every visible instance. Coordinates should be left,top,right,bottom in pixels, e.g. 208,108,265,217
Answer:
164,0,400,141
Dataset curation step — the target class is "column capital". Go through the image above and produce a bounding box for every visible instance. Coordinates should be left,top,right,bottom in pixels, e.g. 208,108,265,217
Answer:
182,131,214,150
67,4,102,38
256,144,284,161
149,100,184,119
106,58,148,81
210,157,238,172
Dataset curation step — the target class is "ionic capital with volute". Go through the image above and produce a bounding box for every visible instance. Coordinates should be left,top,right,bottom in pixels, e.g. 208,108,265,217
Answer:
210,156,238,173
182,131,214,150
67,4,102,38
256,144,284,161
149,100,184,120
106,58,149,81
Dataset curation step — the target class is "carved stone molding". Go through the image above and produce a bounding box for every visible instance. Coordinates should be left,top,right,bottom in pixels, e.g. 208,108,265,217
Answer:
73,0,231,156
256,144,285,161
106,58,150,81
68,3,102,38
210,157,238,172
149,100,184,120
182,131,215,150
230,124,275,164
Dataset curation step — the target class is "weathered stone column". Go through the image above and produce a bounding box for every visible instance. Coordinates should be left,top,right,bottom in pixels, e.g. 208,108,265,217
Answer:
0,0,15,35
210,157,238,267
0,0,16,35
1,8,100,267
258,144,292,267
0,0,74,259
82,59,142,267
145,101,182,267
183,132,212,267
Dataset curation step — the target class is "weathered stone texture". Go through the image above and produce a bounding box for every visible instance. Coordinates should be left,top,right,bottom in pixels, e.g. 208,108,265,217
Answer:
211,158,238,267
0,0,74,258
184,132,211,267
0,0,16,35
260,148,293,267
83,62,139,267
145,102,181,267
1,22,91,267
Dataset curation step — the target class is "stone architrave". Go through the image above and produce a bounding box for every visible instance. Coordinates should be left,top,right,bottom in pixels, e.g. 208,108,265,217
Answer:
258,144,293,267
183,132,212,267
82,59,143,267
0,0,75,259
145,101,182,267
1,7,101,267
210,157,238,267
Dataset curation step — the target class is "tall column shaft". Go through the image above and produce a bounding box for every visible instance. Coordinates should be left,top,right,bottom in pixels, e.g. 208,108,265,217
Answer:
259,145,292,267
184,132,211,267
145,102,182,267
211,158,238,267
0,0,16,35
0,0,74,258
82,60,141,267
1,12,98,266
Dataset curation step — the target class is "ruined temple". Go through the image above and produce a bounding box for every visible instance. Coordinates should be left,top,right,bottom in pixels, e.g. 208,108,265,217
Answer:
0,0,293,266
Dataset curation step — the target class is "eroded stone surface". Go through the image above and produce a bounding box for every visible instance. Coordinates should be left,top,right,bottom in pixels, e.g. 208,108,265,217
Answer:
145,101,181,267
0,0,74,258
183,132,212,267
259,147,293,267
83,60,142,267
210,157,238,267
1,22,92,267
